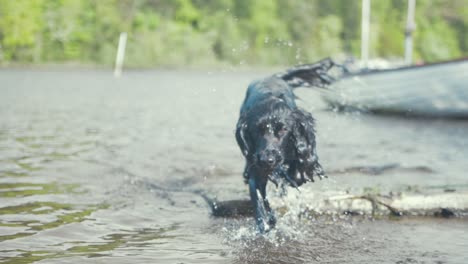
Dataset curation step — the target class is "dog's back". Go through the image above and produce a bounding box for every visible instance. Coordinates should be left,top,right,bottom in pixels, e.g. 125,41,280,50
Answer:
240,58,336,115
240,77,297,115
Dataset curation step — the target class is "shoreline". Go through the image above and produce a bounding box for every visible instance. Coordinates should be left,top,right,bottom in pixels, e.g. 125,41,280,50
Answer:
0,62,285,73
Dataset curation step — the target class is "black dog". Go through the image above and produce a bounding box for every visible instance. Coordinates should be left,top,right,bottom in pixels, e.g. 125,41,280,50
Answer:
235,58,336,232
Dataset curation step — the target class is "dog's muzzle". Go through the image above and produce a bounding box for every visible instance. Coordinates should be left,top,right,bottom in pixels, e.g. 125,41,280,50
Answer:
257,149,282,168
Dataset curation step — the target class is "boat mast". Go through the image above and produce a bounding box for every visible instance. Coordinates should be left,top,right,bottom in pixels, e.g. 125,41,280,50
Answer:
404,0,416,65
361,0,371,68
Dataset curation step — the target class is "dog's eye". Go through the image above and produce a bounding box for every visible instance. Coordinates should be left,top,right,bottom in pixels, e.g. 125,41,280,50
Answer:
259,123,272,133
264,124,272,132
275,124,287,136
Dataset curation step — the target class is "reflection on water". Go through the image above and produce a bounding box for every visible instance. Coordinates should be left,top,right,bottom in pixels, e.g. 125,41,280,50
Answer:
0,182,80,198
0,70,467,263
0,203,107,242
1,225,176,264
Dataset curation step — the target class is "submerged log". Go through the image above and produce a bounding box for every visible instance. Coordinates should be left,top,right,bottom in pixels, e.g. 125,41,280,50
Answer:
205,192,468,218
321,192,468,217
210,199,254,217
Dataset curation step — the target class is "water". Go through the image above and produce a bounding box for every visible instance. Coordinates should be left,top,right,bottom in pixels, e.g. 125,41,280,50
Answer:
0,69,467,263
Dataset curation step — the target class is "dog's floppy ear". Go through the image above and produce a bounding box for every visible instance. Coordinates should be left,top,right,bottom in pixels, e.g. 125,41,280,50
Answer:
235,116,250,157
291,109,326,182
291,109,316,156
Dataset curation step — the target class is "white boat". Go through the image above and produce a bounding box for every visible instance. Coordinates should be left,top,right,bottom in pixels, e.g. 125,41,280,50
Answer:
324,58,468,117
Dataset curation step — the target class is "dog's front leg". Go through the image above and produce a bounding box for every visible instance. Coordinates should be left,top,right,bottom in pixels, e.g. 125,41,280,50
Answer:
247,170,276,233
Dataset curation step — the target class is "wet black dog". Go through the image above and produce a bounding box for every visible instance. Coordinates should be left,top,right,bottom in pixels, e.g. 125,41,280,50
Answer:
235,58,335,232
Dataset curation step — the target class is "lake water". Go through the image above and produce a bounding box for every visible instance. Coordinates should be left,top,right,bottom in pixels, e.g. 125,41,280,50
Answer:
1,69,467,263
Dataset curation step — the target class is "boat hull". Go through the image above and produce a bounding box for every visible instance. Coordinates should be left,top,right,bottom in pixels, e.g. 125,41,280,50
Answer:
324,59,468,117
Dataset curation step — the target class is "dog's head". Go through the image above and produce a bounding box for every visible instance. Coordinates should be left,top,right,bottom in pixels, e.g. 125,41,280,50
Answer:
253,111,294,171
236,100,313,172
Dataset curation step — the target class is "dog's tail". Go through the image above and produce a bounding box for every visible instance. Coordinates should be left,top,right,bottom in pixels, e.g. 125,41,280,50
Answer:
276,57,338,89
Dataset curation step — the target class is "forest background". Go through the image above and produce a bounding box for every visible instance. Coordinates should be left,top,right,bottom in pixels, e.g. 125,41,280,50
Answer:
0,0,466,67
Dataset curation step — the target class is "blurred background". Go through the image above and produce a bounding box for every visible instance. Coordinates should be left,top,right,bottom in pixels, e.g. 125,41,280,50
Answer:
0,0,467,68
1,1,468,263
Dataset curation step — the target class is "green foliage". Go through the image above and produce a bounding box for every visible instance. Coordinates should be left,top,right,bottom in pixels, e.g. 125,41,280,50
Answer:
416,17,462,62
371,1,406,58
0,0,43,61
413,0,463,62
0,0,466,67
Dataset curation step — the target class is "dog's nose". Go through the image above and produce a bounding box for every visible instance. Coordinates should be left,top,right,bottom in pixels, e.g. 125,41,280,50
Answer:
266,156,275,165
258,149,280,167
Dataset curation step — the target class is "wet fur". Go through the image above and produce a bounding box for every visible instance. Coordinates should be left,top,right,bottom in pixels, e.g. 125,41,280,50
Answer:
235,58,335,232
